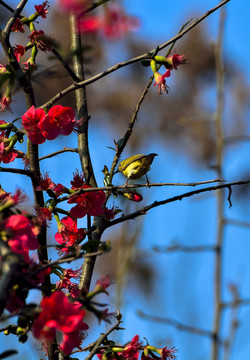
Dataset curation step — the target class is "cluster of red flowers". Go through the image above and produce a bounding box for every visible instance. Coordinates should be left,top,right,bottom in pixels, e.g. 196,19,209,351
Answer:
97,334,177,360
22,105,76,144
57,0,139,40
78,3,140,39
33,290,88,355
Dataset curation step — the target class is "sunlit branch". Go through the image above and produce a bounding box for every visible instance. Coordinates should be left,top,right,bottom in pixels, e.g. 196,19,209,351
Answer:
56,179,224,203
39,147,78,161
106,180,250,228
40,0,230,109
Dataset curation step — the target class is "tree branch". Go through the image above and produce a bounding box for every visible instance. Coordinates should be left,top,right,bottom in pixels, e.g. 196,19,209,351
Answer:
40,0,230,109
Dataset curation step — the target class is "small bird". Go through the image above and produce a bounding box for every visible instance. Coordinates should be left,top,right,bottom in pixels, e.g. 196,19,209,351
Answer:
118,153,158,186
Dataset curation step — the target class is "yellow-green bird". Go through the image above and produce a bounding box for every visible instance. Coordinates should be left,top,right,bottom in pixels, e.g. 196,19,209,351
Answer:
118,153,158,185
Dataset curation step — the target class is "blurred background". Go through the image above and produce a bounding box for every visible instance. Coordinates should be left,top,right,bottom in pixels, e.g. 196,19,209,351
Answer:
1,0,250,359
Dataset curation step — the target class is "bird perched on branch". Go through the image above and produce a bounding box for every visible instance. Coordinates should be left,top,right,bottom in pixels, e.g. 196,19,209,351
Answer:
118,153,158,186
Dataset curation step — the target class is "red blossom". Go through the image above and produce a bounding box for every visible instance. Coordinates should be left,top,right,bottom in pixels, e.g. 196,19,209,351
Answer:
33,291,88,355
78,4,140,39
35,172,55,191
52,183,66,197
157,347,178,360
166,54,187,70
122,335,142,360
13,45,25,62
11,18,25,33
102,206,115,220
0,96,12,112
35,1,49,18
0,188,26,207
39,105,76,140
71,170,85,189
55,216,86,253
29,30,52,52
36,206,53,225
4,214,38,261
68,185,106,218
153,70,171,95
22,106,46,144
95,275,111,292
0,141,21,164
57,268,81,291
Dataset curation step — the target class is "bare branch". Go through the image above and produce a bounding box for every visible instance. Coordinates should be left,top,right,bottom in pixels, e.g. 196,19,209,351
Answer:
138,311,214,338
106,180,250,228
39,147,78,161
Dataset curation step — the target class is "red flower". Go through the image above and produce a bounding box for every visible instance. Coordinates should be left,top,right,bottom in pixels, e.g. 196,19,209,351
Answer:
157,347,178,360
13,45,25,62
153,70,171,95
55,216,86,253
29,30,52,52
11,18,25,33
35,172,55,191
122,335,141,360
78,4,140,39
0,96,12,112
0,141,20,164
102,4,140,39
0,188,26,208
71,170,85,189
57,268,81,291
68,185,106,218
4,214,38,260
35,1,49,18
39,105,75,140
22,106,46,144
33,291,88,355
52,183,66,197
36,206,53,225
166,54,187,70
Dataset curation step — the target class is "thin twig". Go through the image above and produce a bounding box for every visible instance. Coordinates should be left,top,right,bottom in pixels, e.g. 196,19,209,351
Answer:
39,147,78,161
153,244,217,253
40,0,231,109
138,311,214,338
106,180,250,228
84,318,122,360
56,179,224,204
26,250,105,280
224,218,250,229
